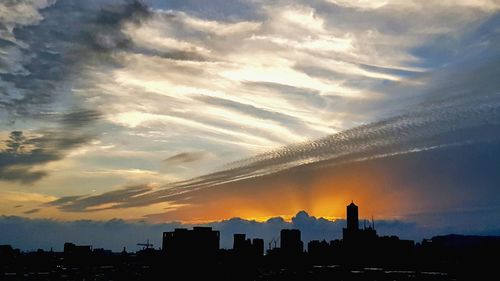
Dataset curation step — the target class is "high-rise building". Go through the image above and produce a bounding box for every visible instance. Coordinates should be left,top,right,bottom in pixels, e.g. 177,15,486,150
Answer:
280,229,303,254
347,201,359,230
162,227,219,258
233,234,264,257
252,238,264,256
343,202,377,243
233,234,248,252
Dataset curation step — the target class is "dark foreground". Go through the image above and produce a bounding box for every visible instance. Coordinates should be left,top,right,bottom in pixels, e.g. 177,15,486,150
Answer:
2,235,499,281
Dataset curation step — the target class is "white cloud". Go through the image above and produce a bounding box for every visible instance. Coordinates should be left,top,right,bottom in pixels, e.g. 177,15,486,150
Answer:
70,0,500,183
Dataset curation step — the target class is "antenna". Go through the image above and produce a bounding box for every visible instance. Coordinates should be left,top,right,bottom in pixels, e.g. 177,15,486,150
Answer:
372,215,375,229
137,239,153,250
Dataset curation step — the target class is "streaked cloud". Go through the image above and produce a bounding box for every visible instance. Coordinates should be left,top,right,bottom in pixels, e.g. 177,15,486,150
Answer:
163,151,210,166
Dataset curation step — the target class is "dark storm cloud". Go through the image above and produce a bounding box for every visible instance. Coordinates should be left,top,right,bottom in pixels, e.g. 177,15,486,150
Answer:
0,210,450,251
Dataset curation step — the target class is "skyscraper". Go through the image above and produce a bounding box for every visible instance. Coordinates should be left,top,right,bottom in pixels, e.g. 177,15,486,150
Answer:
162,227,219,258
280,229,303,255
343,201,377,243
346,201,359,230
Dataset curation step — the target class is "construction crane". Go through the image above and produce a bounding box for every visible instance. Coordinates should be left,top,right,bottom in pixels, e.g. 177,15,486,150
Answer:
268,237,279,250
137,239,153,250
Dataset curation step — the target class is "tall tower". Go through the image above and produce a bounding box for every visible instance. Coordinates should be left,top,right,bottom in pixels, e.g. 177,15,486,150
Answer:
346,201,359,230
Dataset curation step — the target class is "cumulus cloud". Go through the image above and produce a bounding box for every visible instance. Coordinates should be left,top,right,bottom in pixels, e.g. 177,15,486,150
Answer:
0,210,465,251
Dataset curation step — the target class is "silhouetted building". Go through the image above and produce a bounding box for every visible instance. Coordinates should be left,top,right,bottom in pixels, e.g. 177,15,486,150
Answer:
162,227,219,258
308,240,331,263
3,208,500,281
347,201,359,230
64,242,92,256
342,201,377,243
0,245,20,261
233,233,250,252
252,238,264,256
233,234,264,257
280,229,303,255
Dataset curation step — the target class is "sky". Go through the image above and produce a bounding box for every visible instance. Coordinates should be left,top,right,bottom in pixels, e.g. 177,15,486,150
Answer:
1,0,500,250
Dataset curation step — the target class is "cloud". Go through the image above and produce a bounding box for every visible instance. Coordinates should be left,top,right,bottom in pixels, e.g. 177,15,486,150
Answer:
0,1,151,183
1,0,499,232
1,210,480,252
44,184,154,212
23,208,40,214
86,0,500,167
163,151,210,166
53,89,500,211
30,1,500,233
0,0,150,119
0,110,101,183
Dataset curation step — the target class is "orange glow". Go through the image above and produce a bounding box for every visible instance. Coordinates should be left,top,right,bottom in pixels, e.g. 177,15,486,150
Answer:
147,156,422,224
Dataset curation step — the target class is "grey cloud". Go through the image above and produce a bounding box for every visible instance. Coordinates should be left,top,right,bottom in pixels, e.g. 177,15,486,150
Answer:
163,151,209,166
0,130,91,183
45,196,83,207
46,91,500,212
62,110,103,127
4,0,500,221
23,208,40,214
0,210,467,252
193,95,328,138
0,109,100,183
150,0,264,22
45,184,154,212
0,0,149,119
134,48,209,62
0,0,151,183
243,82,332,110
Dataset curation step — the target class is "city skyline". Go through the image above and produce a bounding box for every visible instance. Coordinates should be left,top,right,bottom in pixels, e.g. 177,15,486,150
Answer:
0,201,478,252
0,201,495,252
3,202,497,280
